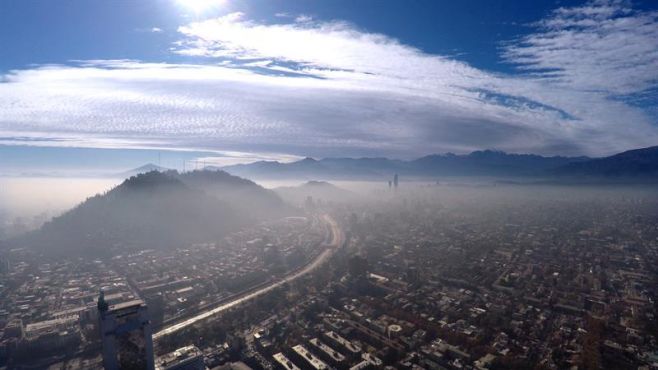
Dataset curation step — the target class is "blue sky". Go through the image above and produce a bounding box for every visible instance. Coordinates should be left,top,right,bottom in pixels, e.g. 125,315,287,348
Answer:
1,0,657,174
0,0,594,73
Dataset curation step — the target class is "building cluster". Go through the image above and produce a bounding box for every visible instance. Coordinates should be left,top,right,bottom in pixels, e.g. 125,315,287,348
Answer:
0,216,326,369
2,186,658,370
0,253,135,366
329,188,658,369
115,216,324,327
185,188,658,369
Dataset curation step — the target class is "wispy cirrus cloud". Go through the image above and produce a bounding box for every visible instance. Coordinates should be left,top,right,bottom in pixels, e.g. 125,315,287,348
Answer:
502,0,658,95
0,0,656,160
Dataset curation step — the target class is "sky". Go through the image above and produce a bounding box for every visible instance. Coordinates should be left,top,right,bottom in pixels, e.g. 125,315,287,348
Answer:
1,0,657,174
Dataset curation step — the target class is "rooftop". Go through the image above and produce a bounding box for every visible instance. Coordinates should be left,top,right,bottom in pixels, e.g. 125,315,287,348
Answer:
108,299,145,313
272,352,301,370
156,345,203,369
292,344,329,370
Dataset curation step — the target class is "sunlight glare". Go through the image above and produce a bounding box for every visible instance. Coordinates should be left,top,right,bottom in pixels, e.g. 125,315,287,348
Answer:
177,0,226,15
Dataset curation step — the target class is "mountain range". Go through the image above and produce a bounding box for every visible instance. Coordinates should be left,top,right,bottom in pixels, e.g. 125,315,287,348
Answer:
5,145,657,255
220,146,658,181
553,146,658,179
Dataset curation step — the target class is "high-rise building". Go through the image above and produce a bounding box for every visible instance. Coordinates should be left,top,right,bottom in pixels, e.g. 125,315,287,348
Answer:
305,195,314,210
98,291,155,370
0,257,9,275
393,174,399,189
3,319,24,340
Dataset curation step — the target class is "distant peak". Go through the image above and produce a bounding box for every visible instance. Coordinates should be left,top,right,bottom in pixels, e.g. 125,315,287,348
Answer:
135,163,166,170
119,170,183,191
182,168,251,182
304,180,331,186
469,149,506,156
114,163,170,178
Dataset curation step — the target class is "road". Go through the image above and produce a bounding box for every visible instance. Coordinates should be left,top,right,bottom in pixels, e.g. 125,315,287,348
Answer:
153,214,344,340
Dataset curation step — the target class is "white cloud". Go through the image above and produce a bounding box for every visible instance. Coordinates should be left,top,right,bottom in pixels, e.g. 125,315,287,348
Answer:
194,152,302,167
134,27,164,33
1,1,657,159
502,0,658,94
295,15,313,23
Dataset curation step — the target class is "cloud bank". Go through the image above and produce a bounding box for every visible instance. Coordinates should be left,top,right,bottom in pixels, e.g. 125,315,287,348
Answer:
1,0,657,159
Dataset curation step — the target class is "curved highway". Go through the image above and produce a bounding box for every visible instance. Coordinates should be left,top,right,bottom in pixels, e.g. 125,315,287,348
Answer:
153,214,344,340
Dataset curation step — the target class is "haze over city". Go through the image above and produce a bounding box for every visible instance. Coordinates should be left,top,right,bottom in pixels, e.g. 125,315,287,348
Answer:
1,1,658,369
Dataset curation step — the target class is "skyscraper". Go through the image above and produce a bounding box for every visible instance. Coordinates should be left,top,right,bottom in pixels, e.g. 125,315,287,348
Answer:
393,174,399,189
0,256,9,274
98,291,155,370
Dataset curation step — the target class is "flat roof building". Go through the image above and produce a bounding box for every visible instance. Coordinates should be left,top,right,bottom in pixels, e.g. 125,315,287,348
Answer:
292,345,329,370
323,331,361,356
156,345,205,370
309,338,345,364
272,352,301,370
